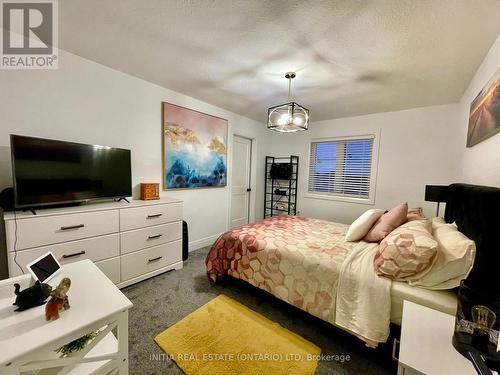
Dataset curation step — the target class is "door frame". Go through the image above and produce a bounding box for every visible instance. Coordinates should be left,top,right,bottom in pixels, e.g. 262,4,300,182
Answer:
227,133,256,229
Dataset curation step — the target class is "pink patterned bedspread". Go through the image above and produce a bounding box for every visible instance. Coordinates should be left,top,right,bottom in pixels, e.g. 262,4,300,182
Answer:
206,215,359,324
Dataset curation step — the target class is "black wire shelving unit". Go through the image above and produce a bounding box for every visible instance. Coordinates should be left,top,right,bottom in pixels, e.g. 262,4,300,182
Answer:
264,155,299,218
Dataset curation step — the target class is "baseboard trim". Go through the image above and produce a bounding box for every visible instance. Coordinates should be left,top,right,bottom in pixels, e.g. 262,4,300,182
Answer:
189,233,222,252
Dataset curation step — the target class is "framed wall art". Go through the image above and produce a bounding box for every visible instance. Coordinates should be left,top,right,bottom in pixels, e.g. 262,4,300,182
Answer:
162,102,228,189
467,66,500,147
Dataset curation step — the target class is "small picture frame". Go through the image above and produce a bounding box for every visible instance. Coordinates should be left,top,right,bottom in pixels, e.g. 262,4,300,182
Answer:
26,251,62,283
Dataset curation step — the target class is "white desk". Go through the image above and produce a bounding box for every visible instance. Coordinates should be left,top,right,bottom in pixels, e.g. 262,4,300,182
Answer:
0,259,133,374
398,300,477,375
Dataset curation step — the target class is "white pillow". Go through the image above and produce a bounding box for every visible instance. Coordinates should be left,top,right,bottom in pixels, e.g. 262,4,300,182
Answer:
345,209,385,242
409,217,476,290
430,217,458,231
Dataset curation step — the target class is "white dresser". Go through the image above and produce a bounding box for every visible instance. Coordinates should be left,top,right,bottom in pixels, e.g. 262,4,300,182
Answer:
3,198,183,288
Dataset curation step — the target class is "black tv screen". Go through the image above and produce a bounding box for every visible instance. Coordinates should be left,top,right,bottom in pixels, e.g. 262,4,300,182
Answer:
270,163,292,180
11,135,132,208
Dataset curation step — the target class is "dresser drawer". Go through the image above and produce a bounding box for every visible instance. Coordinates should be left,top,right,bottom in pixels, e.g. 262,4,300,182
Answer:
95,257,121,284
120,240,181,281
119,203,182,231
8,210,119,251
8,234,120,276
120,222,182,255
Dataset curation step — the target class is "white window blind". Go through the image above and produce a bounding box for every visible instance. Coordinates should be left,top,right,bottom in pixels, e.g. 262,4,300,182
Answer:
308,136,374,199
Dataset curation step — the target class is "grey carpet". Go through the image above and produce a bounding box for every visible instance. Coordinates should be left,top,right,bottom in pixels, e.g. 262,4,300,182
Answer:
123,246,396,374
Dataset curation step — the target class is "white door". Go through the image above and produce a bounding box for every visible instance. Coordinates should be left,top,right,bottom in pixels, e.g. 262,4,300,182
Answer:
230,136,252,227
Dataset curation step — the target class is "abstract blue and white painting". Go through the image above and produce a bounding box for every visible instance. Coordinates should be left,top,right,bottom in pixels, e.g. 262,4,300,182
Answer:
162,102,227,189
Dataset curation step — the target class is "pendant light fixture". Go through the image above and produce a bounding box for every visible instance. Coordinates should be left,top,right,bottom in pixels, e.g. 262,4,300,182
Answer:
267,72,309,133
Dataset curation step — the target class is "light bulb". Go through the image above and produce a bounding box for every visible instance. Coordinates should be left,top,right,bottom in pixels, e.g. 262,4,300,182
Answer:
277,113,291,125
292,116,304,126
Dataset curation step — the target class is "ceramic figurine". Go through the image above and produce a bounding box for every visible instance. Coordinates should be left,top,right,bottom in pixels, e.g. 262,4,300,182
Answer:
45,278,71,321
13,281,52,312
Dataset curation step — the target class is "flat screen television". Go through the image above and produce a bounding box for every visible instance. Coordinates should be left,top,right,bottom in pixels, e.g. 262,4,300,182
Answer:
270,163,292,180
10,135,132,208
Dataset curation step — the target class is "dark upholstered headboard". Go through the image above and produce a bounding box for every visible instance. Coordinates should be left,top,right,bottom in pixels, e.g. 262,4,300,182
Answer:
444,183,500,292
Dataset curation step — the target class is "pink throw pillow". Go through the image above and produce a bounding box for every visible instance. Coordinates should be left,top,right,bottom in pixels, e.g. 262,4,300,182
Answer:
407,207,425,222
374,219,438,281
364,203,408,242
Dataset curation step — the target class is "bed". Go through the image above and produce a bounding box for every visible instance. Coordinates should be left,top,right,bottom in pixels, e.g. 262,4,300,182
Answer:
206,183,498,345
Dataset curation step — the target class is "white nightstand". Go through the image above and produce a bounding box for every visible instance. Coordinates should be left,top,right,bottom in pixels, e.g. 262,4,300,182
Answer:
397,300,477,375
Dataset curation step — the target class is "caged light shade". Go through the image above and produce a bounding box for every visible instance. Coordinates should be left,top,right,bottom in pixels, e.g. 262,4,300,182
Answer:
267,72,309,132
267,102,309,132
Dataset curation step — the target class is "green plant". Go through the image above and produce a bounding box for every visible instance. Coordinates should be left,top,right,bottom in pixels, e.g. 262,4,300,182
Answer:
55,330,99,357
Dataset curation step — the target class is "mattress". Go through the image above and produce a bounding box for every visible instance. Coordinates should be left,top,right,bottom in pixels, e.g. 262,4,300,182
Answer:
390,281,457,325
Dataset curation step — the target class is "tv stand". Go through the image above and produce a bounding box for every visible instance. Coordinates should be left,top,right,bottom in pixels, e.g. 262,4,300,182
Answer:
115,197,130,203
4,198,183,288
22,208,37,215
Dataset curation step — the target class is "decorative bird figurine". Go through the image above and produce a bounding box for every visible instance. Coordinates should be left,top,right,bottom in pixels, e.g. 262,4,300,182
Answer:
45,278,71,321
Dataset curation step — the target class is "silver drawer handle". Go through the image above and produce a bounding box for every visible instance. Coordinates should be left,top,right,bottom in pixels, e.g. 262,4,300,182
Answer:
147,214,162,219
148,234,163,240
148,256,162,263
391,338,400,362
60,224,85,231
62,251,86,259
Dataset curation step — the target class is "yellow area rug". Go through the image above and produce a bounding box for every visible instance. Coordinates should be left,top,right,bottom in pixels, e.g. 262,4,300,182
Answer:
154,294,320,375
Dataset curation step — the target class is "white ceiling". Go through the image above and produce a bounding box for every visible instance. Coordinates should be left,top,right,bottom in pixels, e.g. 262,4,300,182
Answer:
59,0,500,122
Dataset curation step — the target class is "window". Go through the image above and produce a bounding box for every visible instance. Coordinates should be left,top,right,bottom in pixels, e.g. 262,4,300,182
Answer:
308,136,375,201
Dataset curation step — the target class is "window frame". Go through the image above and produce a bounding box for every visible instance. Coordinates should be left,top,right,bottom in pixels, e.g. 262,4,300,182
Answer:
305,133,379,205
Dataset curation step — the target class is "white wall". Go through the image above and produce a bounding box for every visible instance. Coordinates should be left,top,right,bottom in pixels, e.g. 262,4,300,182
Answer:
271,104,461,224
457,35,500,186
1,34,497,246
0,50,271,250
266,35,500,226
